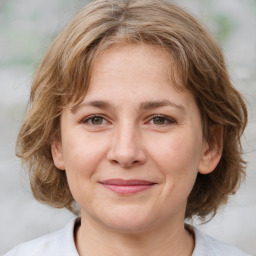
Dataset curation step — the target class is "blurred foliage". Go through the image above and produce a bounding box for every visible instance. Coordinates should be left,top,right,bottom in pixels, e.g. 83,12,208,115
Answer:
200,0,237,46
213,14,237,44
0,0,84,69
0,0,255,71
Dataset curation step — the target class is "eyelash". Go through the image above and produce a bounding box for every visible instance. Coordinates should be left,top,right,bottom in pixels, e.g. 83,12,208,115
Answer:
148,115,176,126
81,115,108,126
80,114,175,127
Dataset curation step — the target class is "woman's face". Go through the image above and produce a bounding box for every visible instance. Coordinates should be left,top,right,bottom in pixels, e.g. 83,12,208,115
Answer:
52,44,214,233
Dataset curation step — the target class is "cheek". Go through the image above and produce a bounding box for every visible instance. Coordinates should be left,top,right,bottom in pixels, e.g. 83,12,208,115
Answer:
144,133,201,216
60,136,110,202
61,139,106,206
146,131,202,198
148,132,202,173
62,133,107,171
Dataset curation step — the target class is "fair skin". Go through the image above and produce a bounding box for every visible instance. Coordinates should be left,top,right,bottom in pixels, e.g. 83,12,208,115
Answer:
52,44,222,256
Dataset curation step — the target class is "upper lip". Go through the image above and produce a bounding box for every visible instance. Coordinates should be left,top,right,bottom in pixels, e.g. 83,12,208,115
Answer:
99,179,156,185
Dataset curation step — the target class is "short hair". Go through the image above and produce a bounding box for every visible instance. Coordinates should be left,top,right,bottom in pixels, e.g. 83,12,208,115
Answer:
16,0,247,219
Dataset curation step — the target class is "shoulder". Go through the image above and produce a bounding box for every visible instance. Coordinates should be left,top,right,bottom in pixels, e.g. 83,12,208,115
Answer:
3,218,80,256
192,227,252,256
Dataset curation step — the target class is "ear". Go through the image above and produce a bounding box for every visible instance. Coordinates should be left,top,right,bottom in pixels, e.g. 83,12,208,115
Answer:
198,126,223,175
51,139,65,170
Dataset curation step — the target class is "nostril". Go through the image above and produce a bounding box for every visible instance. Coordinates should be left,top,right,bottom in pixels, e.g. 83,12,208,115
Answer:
110,159,142,168
111,159,119,165
106,139,147,168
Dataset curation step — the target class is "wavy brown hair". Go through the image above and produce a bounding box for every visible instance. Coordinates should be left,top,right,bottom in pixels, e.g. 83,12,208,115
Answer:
16,0,247,219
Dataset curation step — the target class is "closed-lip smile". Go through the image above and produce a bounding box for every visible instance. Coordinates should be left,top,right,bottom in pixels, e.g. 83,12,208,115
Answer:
99,179,157,195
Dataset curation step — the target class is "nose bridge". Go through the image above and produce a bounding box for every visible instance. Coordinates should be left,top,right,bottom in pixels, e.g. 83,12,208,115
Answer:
108,120,146,167
118,122,137,150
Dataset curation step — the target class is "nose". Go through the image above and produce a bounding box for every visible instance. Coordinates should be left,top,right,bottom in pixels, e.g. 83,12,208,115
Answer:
107,124,147,168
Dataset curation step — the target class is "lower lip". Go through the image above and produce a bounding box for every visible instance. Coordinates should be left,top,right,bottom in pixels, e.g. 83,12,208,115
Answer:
101,184,154,195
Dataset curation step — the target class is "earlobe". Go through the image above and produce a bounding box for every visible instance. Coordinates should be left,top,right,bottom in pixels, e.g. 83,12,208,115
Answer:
198,126,223,175
51,140,65,170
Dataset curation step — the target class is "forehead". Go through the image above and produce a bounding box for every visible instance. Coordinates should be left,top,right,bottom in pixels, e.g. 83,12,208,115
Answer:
70,44,198,115
89,43,182,92
67,43,186,109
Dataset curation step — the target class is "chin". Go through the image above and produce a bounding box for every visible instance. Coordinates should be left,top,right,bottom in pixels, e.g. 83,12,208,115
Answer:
106,220,154,234
97,209,157,234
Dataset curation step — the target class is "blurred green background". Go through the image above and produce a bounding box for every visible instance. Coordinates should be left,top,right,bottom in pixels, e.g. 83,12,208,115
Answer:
0,0,255,254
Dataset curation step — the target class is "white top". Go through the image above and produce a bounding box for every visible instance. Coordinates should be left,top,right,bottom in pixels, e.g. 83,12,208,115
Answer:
3,218,251,256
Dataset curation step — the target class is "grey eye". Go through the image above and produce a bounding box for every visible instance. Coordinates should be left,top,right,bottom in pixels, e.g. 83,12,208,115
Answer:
90,117,104,125
150,115,175,126
153,116,166,125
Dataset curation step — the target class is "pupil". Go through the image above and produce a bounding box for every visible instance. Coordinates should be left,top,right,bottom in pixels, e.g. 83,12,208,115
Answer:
92,117,102,125
154,117,164,124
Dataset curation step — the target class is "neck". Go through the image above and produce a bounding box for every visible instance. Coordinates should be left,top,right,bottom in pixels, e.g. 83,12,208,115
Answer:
75,213,194,256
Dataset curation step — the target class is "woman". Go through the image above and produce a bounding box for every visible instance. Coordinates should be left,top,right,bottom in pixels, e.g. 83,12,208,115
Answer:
4,0,250,255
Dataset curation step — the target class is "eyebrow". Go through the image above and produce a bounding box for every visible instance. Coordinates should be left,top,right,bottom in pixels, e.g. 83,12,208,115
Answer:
71,101,112,113
139,100,185,112
71,99,185,113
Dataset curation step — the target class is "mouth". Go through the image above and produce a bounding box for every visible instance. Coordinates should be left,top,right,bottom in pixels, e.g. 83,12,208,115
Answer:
99,179,157,195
